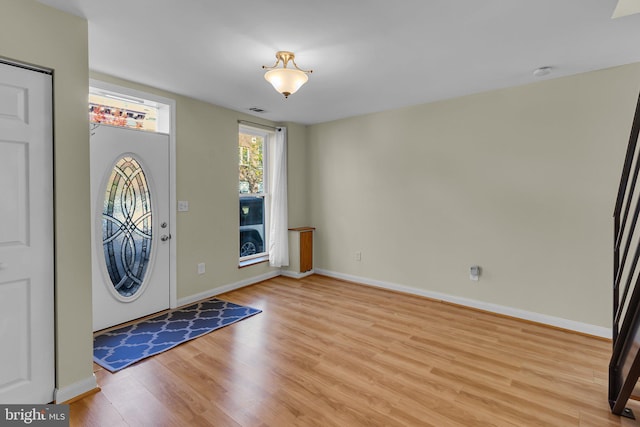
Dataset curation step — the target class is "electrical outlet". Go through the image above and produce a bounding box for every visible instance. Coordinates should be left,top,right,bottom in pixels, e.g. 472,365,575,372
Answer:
355,251,362,262
197,263,205,275
470,265,480,281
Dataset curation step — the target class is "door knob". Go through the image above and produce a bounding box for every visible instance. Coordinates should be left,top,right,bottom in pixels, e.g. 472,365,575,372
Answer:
160,234,171,242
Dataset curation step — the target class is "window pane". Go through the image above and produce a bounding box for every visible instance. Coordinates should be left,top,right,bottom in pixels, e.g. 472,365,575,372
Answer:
238,133,264,194
239,127,268,260
239,196,265,257
89,93,158,132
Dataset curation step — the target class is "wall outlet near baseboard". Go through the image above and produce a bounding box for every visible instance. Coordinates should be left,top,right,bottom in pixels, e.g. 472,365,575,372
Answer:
197,262,205,275
355,251,362,262
470,265,481,281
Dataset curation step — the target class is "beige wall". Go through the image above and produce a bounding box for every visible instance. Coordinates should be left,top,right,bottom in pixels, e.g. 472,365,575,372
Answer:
285,122,310,228
90,73,308,299
308,63,640,328
0,1,92,391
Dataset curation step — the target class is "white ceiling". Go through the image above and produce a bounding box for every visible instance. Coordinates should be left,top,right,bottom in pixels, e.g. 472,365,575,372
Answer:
38,0,640,125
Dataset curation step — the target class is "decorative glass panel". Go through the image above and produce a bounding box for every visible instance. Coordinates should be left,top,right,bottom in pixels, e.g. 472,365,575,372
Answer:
102,156,152,297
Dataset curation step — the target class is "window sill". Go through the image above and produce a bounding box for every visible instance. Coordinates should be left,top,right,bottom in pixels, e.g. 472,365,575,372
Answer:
238,255,269,269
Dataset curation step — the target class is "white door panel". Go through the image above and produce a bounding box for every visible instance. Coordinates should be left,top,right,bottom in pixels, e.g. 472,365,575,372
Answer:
91,125,170,331
0,63,54,404
0,141,27,246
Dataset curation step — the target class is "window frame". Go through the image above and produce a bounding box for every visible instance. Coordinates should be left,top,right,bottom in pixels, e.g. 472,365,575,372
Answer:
239,125,271,264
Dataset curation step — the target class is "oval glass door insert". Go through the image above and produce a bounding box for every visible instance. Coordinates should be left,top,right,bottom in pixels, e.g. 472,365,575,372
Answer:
102,156,153,298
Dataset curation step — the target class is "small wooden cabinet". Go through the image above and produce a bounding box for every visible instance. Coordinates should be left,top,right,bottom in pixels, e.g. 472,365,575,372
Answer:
288,227,315,274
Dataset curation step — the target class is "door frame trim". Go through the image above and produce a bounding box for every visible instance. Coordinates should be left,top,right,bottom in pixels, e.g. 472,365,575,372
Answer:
89,79,177,309
0,57,52,75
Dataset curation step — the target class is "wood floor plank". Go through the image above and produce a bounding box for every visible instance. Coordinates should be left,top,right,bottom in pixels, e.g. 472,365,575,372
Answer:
69,388,127,427
71,274,639,426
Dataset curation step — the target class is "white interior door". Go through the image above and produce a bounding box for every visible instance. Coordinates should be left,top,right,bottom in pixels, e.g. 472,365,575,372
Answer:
91,125,170,331
0,62,54,403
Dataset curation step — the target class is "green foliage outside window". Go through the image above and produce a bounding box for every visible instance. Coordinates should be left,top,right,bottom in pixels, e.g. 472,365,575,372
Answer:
239,133,264,194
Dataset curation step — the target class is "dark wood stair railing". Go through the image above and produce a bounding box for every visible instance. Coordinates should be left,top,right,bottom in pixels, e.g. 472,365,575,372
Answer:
610,91,640,419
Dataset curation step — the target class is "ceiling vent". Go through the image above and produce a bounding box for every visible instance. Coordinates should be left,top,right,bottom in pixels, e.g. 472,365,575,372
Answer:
249,107,266,113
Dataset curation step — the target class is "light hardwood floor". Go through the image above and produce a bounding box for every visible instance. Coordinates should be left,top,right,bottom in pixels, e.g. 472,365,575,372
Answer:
71,274,640,426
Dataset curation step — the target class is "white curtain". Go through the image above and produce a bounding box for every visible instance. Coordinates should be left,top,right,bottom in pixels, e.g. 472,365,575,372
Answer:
269,127,289,267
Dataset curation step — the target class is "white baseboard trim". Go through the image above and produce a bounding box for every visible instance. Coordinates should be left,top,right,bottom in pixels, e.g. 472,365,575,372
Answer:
281,269,315,279
315,269,611,339
177,270,281,307
54,374,98,404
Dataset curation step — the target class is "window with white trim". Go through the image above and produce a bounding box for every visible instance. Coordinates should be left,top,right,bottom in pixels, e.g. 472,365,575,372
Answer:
239,126,271,261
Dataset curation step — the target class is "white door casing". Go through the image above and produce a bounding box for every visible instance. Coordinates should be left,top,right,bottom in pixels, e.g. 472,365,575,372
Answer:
91,125,171,331
0,62,54,403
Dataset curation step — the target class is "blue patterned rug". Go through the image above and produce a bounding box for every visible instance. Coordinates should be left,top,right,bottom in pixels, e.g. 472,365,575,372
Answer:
93,298,261,372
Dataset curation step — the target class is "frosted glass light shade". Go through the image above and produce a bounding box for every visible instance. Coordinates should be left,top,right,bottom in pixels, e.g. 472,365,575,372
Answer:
264,68,308,98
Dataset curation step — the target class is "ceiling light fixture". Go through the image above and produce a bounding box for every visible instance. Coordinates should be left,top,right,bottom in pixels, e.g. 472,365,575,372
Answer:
262,51,313,98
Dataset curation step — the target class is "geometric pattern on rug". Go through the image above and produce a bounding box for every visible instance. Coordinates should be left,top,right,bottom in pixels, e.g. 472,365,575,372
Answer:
93,298,261,372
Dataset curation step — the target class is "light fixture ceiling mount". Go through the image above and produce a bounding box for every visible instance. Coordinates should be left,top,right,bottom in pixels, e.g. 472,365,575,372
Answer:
262,51,313,98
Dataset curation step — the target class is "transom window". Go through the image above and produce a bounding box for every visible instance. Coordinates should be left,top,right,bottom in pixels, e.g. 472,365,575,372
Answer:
89,86,171,133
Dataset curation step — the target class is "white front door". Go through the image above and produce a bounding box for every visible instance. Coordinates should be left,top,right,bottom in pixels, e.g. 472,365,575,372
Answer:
0,62,54,403
91,125,171,331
